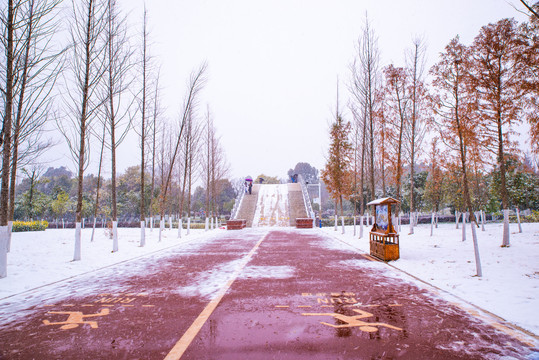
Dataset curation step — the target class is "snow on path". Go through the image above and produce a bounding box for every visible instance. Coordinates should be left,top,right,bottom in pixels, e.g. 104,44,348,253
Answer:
322,222,539,336
252,184,290,227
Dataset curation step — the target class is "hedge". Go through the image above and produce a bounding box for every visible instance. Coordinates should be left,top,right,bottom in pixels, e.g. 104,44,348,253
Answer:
12,220,48,232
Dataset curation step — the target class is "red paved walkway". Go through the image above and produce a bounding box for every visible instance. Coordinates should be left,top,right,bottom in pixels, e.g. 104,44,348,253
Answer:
0,229,536,359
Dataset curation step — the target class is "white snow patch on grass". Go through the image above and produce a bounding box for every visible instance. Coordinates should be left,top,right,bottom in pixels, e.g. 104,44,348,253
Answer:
0,227,220,299
322,222,539,336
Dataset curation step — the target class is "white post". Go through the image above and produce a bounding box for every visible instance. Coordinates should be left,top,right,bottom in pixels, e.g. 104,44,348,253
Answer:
481,210,485,232
430,212,434,237
359,215,364,239
502,209,510,247
73,222,82,261
187,217,191,235
0,226,8,278
341,216,345,234
112,221,118,252
6,221,12,253
334,215,337,231
140,220,146,247
516,208,522,233
353,216,356,236
461,212,466,241
470,220,482,277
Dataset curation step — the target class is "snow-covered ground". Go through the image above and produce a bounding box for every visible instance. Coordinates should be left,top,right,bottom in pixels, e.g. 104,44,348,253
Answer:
0,226,218,298
252,184,289,227
322,221,539,336
1,220,537,340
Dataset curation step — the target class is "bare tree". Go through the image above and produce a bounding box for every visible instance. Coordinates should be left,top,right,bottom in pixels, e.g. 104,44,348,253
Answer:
159,63,207,225
59,0,107,261
404,37,428,233
7,0,63,225
103,0,134,251
349,14,381,203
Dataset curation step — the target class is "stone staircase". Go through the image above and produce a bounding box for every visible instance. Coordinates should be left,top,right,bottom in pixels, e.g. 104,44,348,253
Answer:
235,184,260,227
287,183,308,226
233,183,310,227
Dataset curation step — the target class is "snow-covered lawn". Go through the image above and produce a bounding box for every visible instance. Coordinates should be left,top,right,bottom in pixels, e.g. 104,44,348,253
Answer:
322,221,539,336
0,226,218,298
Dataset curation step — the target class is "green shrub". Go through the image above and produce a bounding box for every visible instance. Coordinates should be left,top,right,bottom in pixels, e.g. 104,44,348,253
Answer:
12,220,48,232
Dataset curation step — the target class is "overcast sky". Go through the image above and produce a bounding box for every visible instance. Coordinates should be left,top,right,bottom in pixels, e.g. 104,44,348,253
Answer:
51,0,532,181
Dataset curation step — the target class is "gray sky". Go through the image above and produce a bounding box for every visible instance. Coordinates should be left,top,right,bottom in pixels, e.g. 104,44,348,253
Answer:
51,0,532,181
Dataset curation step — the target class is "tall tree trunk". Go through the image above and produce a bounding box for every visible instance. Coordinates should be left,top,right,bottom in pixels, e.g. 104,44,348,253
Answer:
1,0,15,227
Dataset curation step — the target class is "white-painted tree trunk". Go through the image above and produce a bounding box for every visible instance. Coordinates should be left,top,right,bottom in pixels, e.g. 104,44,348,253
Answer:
334,215,337,231
187,217,191,235
140,220,146,247
435,212,439,228
112,221,118,252
341,216,345,234
82,218,85,229
353,216,356,236
461,212,466,241
516,208,522,233
169,215,172,230
91,218,97,242
502,209,510,247
430,213,434,237
62,219,65,229
211,217,214,230
73,222,82,261
177,219,182,238
455,210,459,229
0,226,8,278
159,219,164,242
470,220,482,277
205,217,209,231
398,214,401,232
408,212,414,235
150,217,153,232
359,216,364,239
7,221,12,253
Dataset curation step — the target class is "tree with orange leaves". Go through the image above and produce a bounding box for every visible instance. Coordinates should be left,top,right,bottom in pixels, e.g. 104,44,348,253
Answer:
430,36,482,276
469,18,528,247
322,114,353,218
520,11,539,156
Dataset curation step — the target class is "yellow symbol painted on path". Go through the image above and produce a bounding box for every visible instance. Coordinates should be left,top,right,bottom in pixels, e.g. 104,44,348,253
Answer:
302,309,402,333
42,308,110,330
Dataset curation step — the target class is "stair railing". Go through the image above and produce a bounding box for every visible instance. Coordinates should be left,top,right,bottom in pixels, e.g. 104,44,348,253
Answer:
298,175,315,219
230,187,245,220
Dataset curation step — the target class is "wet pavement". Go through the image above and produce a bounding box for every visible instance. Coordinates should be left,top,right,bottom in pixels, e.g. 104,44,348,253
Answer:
0,229,537,359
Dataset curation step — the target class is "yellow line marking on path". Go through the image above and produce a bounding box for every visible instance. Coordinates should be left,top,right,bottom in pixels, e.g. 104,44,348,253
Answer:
164,232,270,360
122,305,134,307
275,305,289,308
321,305,333,308
82,304,94,307
62,304,75,307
